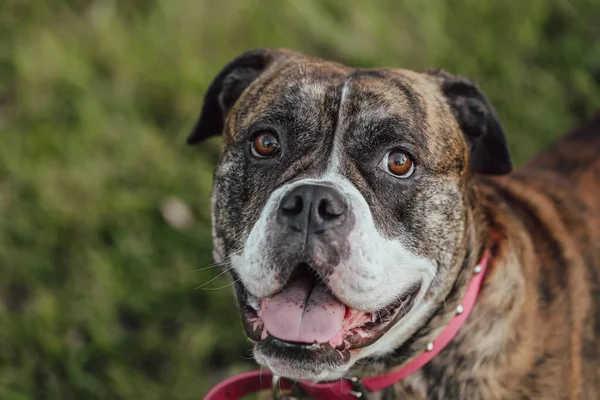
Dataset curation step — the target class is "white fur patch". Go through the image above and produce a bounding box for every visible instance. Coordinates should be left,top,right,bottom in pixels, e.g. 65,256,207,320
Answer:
231,173,438,378
326,81,351,174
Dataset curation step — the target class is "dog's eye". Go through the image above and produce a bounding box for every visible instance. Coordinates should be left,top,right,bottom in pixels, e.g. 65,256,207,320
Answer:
380,149,414,178
251,131,280,158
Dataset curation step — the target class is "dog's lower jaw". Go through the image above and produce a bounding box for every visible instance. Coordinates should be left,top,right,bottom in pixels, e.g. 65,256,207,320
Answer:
246,292,437,386
254,350,350,382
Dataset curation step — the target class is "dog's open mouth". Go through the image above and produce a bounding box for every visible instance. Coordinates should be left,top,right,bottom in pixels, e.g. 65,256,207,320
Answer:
239,264,420,354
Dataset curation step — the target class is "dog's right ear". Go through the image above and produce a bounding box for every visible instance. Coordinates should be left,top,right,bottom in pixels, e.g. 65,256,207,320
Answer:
187,48,284,145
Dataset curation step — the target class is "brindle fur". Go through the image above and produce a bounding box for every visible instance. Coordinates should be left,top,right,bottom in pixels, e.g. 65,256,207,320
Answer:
190,49,600,399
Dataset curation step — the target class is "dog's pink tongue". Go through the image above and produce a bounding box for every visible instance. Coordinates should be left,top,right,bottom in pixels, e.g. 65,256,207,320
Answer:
259,275,345,344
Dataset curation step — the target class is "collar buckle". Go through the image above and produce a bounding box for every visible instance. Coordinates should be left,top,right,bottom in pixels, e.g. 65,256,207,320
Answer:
349,377,369,399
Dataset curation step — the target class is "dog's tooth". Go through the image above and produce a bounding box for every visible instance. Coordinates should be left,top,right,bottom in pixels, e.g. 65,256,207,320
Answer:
371,312,378,323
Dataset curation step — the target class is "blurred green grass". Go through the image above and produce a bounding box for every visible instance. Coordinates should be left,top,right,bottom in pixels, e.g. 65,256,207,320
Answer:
0,0,599,398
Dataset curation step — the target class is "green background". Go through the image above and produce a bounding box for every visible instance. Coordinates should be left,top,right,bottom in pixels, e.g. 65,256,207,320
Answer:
1,0,599,398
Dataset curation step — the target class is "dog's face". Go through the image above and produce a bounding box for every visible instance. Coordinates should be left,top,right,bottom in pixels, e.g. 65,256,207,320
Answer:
188,49,511,381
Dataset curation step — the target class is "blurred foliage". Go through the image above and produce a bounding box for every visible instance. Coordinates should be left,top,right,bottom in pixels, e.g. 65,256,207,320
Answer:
0,0,599,398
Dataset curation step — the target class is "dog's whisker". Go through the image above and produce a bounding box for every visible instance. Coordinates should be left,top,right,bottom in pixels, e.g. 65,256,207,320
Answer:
196,246,239,273
194,267,233,290
400,300,407,316
194,262,229,272
289,379,300,393
200,278,241,291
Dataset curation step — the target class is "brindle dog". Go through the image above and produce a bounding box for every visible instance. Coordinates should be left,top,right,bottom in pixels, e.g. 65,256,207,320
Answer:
188,48,600,399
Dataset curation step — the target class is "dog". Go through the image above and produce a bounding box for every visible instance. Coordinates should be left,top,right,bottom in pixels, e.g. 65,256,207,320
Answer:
188,48,600,399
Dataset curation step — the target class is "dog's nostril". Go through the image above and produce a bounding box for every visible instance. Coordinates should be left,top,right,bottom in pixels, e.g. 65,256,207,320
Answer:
317,198,345,220
281,195,304,216
278,184,347,233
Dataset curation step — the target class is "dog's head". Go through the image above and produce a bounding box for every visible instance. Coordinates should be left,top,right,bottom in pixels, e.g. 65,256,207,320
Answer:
189,49,511,381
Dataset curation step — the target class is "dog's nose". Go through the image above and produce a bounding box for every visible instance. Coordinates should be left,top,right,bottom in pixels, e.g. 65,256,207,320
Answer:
278,184,347,234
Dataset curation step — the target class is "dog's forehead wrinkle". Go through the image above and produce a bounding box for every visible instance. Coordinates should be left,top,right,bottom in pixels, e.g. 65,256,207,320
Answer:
231,61,343,135
352,71,426,119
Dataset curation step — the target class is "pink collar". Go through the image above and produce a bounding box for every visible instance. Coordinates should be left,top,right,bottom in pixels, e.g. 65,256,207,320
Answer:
205,248,491,399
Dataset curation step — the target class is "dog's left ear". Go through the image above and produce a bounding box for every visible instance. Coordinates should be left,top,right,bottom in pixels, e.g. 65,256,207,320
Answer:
428,70,512,175
187,48,286,145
